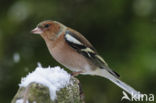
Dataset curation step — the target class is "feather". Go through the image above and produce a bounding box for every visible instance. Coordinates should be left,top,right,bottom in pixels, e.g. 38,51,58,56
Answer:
91,69,140,100
64,30,120,78
65,33,82,45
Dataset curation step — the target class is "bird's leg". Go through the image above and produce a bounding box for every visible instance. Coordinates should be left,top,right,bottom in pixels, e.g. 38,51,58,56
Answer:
71,71,83,76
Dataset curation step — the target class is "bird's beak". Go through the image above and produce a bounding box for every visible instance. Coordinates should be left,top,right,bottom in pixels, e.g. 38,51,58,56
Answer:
31,27,43,34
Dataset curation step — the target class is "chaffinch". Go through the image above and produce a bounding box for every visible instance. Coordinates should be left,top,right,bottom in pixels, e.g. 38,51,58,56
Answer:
32,20,139,97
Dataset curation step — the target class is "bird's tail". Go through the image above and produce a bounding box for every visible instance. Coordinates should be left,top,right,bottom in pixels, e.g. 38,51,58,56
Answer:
92,69,141,99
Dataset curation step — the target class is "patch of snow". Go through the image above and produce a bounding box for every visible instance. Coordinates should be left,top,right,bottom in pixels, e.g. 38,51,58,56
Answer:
19,63,71,100
16,99,29,103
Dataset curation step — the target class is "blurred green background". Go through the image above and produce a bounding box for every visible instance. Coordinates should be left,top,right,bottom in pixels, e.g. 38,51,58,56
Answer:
0,0,156,103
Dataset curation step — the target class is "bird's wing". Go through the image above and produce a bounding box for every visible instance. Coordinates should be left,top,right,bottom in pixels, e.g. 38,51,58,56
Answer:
64,30,120,78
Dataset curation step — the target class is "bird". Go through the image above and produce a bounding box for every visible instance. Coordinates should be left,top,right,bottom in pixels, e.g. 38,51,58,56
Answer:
31,20,140,98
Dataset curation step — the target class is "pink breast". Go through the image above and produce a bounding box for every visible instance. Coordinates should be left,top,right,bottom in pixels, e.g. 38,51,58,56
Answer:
49,40,89,72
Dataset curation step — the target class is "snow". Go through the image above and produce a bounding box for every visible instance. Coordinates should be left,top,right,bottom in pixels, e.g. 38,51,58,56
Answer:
16,99,29,103
16,99,36,103
19,63,71,100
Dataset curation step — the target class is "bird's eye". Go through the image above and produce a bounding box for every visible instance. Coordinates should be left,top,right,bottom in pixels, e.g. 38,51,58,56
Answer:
44,24,50,28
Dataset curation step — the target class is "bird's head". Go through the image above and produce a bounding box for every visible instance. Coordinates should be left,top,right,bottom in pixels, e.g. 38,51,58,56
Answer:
32,20,64,40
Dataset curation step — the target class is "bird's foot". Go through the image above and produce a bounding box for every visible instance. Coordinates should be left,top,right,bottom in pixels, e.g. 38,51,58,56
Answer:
71,71,83,76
